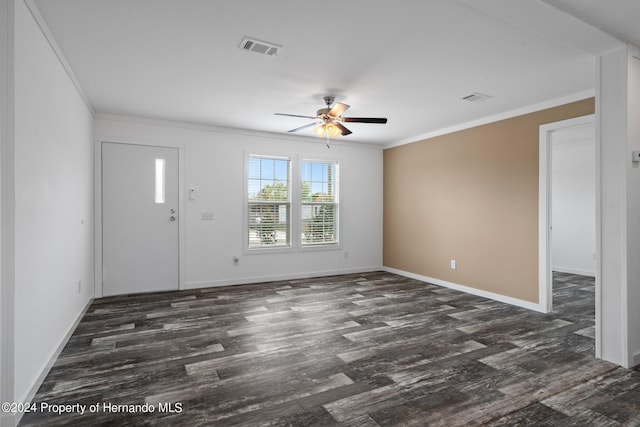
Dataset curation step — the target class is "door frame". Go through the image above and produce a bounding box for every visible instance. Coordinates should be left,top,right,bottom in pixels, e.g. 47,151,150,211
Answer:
94,139,186,298
538,114,598,346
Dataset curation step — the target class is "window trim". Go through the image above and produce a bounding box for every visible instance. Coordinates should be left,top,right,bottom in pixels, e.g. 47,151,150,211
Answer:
299,158,341,252
244,152,295,254
243,152,342,255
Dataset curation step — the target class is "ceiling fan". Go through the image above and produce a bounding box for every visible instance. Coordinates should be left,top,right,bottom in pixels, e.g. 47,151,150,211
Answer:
274,96,387,137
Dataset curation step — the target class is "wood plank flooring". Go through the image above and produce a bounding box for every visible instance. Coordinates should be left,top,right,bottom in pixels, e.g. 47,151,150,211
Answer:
19,271,640,426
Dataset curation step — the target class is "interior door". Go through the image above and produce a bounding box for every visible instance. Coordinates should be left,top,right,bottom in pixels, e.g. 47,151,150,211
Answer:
102,142,179,296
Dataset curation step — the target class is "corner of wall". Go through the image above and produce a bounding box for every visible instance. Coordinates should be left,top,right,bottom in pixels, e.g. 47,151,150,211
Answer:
0,0,16,420
597,44,631,367
13,0,95,405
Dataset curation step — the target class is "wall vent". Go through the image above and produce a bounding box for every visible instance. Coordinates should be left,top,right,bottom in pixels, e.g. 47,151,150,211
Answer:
462,92,493,103
239,37,281,57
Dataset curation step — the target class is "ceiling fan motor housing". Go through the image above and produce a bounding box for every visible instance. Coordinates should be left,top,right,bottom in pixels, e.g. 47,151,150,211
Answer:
323,96,335,107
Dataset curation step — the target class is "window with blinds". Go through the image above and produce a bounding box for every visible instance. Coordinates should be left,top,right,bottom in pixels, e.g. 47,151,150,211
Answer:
301,160,339,246
247,155,291,249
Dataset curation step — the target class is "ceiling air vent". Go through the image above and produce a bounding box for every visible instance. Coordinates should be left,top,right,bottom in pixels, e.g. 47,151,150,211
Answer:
462,92,493,103
239,37,281,57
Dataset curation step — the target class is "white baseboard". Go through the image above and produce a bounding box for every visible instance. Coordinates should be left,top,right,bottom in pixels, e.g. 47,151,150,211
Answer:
552,266,596,277
15,298,93,425
185,266,383,290
383,267,546,313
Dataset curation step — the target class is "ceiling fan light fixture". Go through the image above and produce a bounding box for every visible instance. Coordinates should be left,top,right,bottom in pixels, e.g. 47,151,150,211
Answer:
325,123,341,137
313,123,342,138
314,123,341,138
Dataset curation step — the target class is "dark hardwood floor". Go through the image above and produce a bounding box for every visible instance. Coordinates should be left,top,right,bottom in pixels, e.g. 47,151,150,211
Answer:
19,271,640,426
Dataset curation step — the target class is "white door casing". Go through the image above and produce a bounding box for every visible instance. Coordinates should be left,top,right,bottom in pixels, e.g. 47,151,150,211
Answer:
102,142,179,296
539,115,595,313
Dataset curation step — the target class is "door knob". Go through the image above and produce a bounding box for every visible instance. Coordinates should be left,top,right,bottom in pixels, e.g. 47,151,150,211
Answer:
169,208,176,214
169,215,176,221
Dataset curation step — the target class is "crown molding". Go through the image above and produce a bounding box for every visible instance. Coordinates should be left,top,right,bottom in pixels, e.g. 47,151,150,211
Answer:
385,89,594,149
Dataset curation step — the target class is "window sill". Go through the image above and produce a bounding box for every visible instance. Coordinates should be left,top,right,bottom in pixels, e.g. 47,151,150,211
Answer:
244,245,295,255
299,243,342,253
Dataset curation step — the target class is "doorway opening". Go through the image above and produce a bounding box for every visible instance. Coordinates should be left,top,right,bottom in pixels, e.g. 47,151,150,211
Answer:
539,114,597,353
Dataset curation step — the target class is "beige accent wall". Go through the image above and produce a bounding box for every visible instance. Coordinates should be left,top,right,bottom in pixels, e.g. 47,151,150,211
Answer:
383,98,595,303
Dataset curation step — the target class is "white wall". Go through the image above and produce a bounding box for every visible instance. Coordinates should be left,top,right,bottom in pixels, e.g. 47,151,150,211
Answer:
551,125,596,276
597,44,640,367
626,45,640,367
94,116,383,293
0,0,15,422
13,0,93,403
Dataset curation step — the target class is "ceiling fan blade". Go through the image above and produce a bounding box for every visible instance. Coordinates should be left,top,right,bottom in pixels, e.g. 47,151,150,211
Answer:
343,117,388,124
288,122,317,133
274,113,318,119
328,102,350,117
336,123,352,136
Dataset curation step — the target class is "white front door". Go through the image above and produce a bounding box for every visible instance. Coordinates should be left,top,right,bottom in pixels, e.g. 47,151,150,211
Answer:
102,142,179,296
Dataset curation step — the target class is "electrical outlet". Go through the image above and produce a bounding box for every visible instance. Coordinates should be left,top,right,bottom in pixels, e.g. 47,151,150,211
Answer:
450,260,457,270
77,280,82,293
344,251,349,259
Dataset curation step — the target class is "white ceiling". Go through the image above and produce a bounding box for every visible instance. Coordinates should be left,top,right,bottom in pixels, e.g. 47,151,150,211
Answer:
30,0,634,146
543,0,640,47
